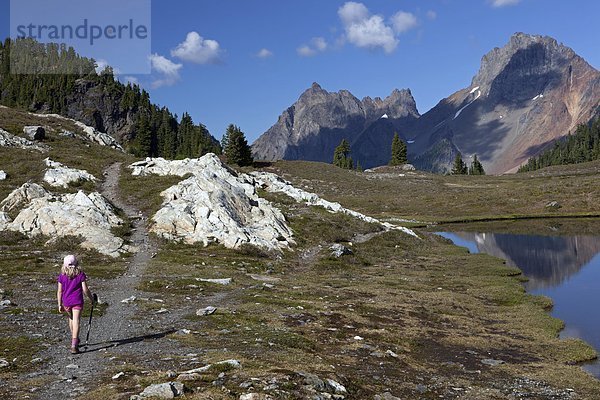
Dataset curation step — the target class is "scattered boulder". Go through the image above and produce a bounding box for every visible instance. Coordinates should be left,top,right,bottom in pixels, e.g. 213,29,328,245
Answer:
198,278,232,285
196,306,217,316
330,243,353,258
180,359,241,374
326,379,347,394
481,358,505,366
43,158,97,188
176,373,201,382
0,359,9,368
0,128,47,152
545,201,561,210
0,170,6,181
23,126,46,141
240,394,274,400
375,392,402,399
0,184,129,257
0,300,11,308
131,154,295,251
112,372,125,380
60,130,76,138
134,382,184,399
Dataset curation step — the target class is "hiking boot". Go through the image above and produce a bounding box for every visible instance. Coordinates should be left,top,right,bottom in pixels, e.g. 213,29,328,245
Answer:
70,346,79,354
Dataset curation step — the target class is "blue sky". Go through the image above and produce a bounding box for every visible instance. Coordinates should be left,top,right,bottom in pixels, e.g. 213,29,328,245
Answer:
1,0,599,142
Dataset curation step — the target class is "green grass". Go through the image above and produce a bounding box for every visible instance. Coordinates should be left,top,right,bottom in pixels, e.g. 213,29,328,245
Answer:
258,160,600,224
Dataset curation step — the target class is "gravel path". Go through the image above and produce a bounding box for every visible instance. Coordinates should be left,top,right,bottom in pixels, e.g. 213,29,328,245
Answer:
33,162,162,399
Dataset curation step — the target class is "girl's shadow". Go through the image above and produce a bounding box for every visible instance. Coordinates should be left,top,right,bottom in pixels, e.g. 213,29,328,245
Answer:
79,329,177,353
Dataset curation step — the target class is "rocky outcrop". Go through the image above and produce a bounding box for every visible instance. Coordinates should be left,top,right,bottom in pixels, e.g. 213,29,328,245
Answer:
0,128,48,152
0,183,129,257
251,171,418,238
31,112,124,151
251,83,419,167
130,154,295,251
130,157,208,177
0,182,49,213
43,158,97,188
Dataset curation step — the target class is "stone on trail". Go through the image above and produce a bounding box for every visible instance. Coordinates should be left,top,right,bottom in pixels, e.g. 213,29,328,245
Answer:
135,381,184,399
196,306,217,316
121,296,137,303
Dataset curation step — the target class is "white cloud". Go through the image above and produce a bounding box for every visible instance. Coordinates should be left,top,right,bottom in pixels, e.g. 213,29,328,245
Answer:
390,11,418,33
297,37,328,57
491,0,521,7
171,31,223,64
256,48,273,58
426,10,437,20
338,2,398,53
338,1,370,25
149,53,182,88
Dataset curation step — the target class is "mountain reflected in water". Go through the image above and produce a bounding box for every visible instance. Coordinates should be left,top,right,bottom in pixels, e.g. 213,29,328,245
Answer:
447,232,600,290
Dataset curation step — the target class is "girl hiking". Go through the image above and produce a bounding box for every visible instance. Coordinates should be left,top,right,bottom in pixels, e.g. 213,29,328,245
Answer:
57,255,95,354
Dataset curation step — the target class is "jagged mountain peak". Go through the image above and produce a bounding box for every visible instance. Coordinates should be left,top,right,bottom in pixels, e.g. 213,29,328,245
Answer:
472,32,580,95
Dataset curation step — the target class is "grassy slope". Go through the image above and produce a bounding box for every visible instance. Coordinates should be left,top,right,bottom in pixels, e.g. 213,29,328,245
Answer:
1,105,600,397
259,160,600,224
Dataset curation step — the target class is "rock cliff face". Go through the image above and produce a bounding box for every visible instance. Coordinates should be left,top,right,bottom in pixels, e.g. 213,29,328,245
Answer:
253,33,600,174
411,33,600,174
251,83,419,167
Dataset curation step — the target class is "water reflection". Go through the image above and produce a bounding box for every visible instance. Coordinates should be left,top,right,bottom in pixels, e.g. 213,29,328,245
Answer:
438,231,600,378
440,232,600,290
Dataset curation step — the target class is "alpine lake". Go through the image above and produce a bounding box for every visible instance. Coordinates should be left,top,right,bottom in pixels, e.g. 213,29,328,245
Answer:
436,218,600,379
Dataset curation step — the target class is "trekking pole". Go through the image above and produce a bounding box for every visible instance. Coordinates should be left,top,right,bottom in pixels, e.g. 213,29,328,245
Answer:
85,293,98,348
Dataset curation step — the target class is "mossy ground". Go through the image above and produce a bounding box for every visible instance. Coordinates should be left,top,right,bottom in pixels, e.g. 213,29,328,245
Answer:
2,115,600,397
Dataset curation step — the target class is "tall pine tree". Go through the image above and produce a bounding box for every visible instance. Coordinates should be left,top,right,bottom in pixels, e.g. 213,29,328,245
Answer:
389,133,408,165
451,152,468,175
469,154,485,175
333,139,353,169
223,124,253,167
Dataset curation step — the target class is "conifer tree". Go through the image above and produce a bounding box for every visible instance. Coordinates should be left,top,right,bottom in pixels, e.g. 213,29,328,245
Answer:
134,112,152,157
389,133,408,165
451,152,468,175
333,139,353,169
469,154,485,175
224,124,253,166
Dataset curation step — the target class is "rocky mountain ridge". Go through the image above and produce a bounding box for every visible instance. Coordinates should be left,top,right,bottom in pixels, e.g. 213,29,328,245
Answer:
251,82,419,164
252,33,600,174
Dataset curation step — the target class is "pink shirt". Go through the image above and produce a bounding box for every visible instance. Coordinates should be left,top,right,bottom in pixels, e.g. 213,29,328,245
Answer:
58,272,87,307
